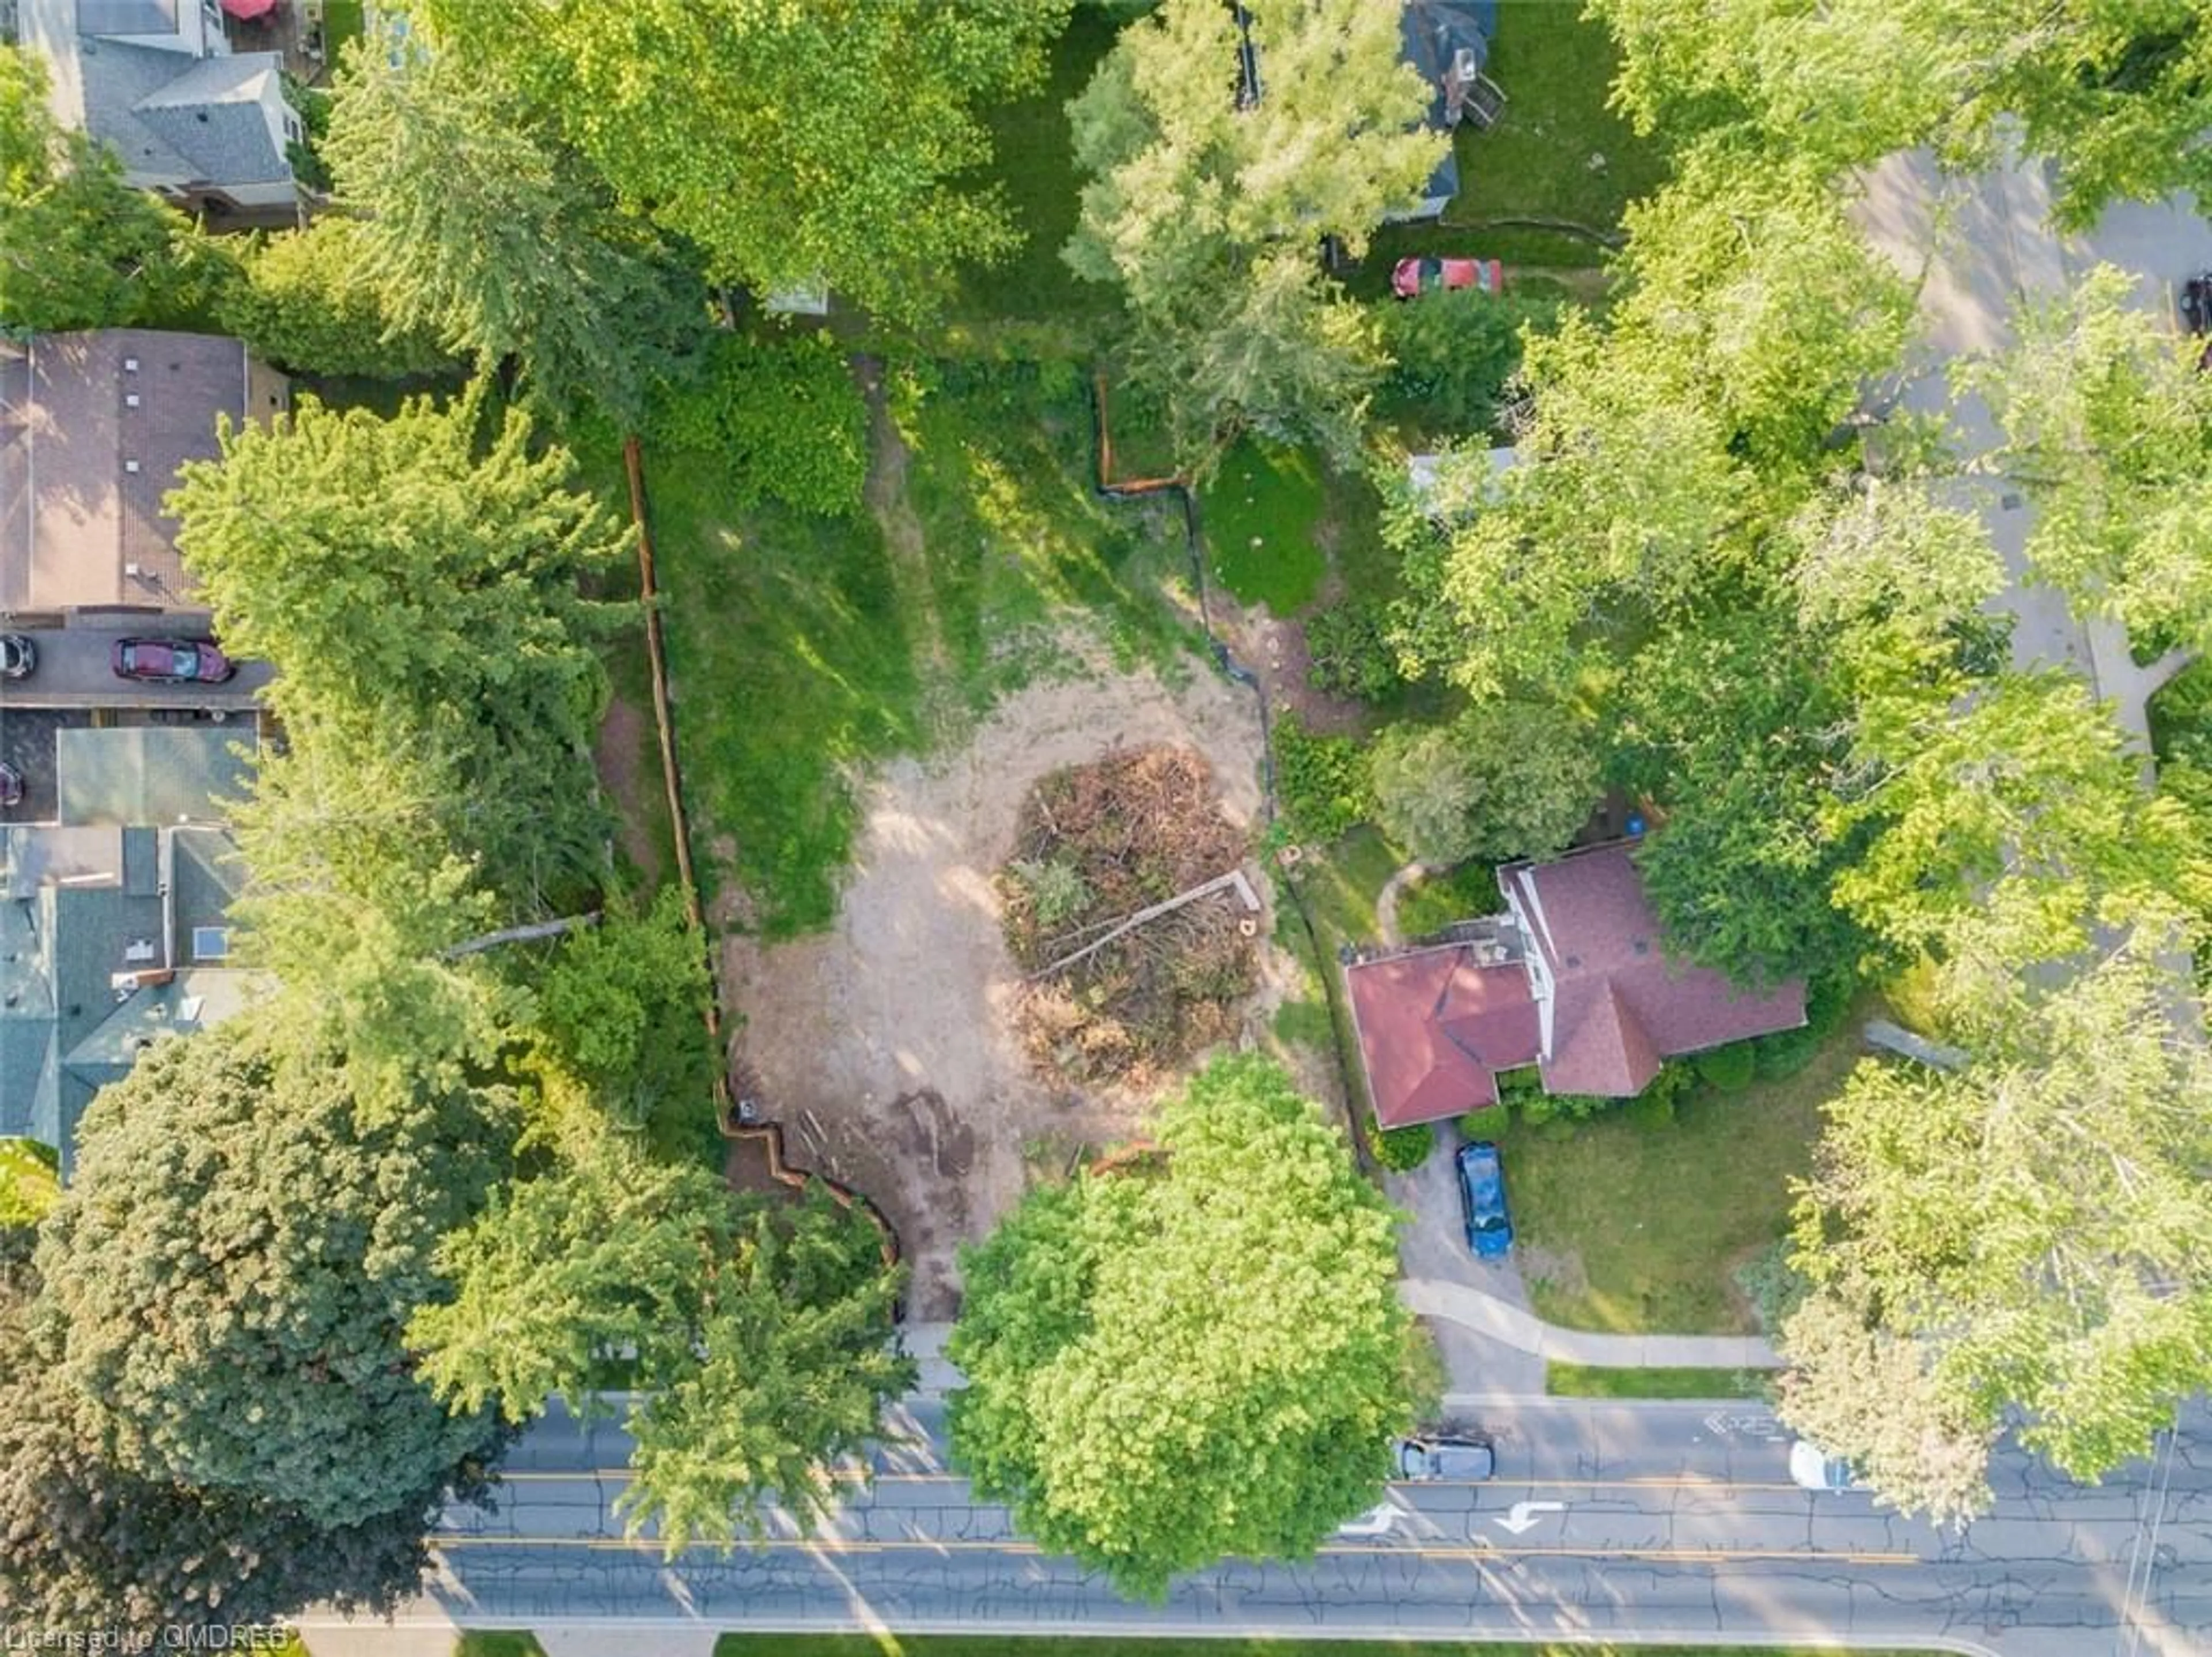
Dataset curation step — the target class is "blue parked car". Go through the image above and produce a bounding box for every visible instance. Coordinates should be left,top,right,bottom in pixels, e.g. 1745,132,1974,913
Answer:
1456,1140,1513,1259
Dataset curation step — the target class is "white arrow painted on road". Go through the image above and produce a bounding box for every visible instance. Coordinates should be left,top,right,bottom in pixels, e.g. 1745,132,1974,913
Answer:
1702,1410,1782,1439
1336,1501,1402,1538
1493,1500,1566,1535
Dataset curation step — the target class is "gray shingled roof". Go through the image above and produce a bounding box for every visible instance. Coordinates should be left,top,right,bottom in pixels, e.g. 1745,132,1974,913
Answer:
58,726,255,827
75,35,287,188
0,742,263,1174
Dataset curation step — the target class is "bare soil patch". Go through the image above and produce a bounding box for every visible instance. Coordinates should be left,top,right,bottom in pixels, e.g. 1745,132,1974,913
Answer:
1205,583,1370,737
593,691,664,887
719,650,1267,1319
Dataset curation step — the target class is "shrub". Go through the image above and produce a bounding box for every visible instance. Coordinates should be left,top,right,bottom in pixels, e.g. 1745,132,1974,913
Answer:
1752,967,1857,1079
1008,857,1092,929
1274,714,1376,842
1305,601,1404,702
647,331,867,516
1456,1109,1507,1140
1372,1119,1435,1172
1624,1088,1675,1129
219,218,451,379
1734,1238,1811,1334
1692,1042,1757,1093
1514,1088,1618,1128
1375,288,1555,436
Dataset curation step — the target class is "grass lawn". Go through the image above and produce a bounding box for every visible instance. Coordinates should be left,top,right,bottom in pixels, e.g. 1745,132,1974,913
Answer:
952,3,1128,327
1199,438,1328,614
1356,0,1672,287
321,0,366,61
711,1638,1950,1657
452,1638,546,1657
1493,1006,1872,1335
1395,860,1508,941
1547,1363,1774,1400
643,360,1192,936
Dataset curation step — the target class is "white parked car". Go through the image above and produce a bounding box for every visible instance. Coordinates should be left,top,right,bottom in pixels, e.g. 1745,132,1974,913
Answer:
1789,1439,1855,1491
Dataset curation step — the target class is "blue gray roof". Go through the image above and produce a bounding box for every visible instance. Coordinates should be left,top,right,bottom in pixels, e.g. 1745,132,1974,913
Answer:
75,35,289,187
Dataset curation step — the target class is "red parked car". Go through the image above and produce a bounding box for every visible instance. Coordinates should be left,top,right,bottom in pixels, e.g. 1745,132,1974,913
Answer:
1391,256,1504,300
111,637,236,684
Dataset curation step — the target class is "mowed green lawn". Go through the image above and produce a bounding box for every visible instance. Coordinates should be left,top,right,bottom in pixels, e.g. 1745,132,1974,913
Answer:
1491,1012,1870,1335
708,1637,1951,1657
1360,0,1672,284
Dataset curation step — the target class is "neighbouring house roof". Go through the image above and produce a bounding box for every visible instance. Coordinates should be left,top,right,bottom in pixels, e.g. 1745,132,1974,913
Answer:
57,726,253,826
1345,940,1540,1129
1499,841,1806,1097
108,47,291,187
1395,0,1495,214
1407,445,1517,516
0,734,262,1175
0,331,253,612
20,0,291,198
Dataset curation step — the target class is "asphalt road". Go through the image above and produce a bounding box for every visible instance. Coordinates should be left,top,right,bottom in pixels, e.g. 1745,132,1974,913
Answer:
296,1397,2212,1657
0,622,270,711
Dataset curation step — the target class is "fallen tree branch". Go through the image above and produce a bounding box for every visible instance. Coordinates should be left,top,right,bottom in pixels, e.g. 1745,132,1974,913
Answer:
1024,869,1259,982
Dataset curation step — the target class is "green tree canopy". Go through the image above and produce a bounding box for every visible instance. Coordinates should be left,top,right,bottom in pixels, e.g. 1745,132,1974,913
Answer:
217,217,454,380
0,44,189,331
1370,699,1599,867
408,0,1068,326
1963,263,2212,660
32,1020,515,1533
1592,0,2212,230
947,1054,1433,1597
1067,0,1444,463
1609,604,1873,992
1782,922,2212,1516
168,387,631,918
323,28,704,421
413,1105,912,1556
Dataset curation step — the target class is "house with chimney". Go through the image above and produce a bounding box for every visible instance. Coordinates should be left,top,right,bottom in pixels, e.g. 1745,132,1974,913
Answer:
16,0,303,216
1344,841,1807,1129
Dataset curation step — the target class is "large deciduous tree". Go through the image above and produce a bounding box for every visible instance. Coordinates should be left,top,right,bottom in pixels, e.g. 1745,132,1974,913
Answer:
1067,0,1444,464
1592,0,2212,230
1369,699,1600,867
323,28,703,422
0,46,188,331
947,1054,1433,1597
408,0,1067,326
32,1019,515,1534
1609,605,1872,993
1781,922,2212,1518
1963,263,2212,661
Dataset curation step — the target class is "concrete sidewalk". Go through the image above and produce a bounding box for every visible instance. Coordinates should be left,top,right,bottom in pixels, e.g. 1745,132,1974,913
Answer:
1400,1277,1781,1370
904,1276,1781,1391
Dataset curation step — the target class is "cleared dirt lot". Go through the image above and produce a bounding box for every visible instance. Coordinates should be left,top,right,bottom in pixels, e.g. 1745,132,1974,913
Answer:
721,651,1267,1319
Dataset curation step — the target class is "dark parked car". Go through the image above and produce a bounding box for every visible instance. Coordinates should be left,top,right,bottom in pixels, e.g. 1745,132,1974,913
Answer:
1391,255,1504,300
111,637,236,684
0,634,32,679
0,762,20,809
1456,1140,1513,1259
2180,273,2212,371
1395,1433,1496,1481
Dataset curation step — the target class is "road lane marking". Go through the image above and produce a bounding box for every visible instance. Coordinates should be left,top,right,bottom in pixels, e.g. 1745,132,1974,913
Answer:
1493,1500,1567,1534
492,1470,1814,1493
427,1534,1918,1566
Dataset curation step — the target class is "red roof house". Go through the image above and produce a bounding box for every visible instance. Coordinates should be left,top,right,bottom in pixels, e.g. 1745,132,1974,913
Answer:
1343,944,1539,1129
1344,840,1806,1128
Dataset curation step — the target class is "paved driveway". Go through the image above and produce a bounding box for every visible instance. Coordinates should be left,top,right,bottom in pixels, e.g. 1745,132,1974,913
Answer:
0,707,88,824
1385,1121,1546,1398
